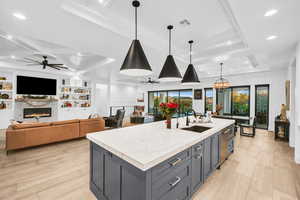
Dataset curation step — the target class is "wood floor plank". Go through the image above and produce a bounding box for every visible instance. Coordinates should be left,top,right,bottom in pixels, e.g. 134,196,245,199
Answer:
0,128,299,200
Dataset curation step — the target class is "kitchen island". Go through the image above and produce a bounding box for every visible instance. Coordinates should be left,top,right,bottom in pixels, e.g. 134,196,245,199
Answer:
87,118,235,200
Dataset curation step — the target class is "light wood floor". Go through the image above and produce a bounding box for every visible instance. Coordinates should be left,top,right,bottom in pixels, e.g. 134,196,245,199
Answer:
0,129,299,200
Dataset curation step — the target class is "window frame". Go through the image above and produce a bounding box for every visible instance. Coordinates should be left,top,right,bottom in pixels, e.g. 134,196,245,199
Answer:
204,88,213,113
216,85,251,117
148,89,193,116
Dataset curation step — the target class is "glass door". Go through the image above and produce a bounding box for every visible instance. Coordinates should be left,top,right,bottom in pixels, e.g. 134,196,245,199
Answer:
255,85,269,129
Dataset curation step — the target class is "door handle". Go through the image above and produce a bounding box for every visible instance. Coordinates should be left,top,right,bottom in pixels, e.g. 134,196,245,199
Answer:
169,176,181,187
169,158,182,167
194,154,202,159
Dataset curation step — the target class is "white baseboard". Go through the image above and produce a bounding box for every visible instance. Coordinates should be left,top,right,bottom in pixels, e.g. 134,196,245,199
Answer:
296,157,300,164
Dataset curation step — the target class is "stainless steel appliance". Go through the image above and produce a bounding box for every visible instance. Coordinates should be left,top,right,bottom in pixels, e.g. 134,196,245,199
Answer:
220,125,235,166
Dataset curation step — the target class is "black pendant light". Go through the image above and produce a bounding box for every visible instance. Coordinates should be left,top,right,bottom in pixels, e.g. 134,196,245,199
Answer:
181,40,200,85
120,0,152,76
158,25,182,81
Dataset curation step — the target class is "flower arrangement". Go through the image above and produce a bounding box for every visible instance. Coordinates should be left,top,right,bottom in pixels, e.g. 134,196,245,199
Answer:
159,102,179,128
159,102,179,118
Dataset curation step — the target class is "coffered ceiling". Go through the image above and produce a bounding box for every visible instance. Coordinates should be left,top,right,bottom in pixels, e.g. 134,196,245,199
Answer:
0,0,298,83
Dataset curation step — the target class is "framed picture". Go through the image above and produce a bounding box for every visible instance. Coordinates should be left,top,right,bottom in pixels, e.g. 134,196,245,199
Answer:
194,89,202,100
285,80,290,110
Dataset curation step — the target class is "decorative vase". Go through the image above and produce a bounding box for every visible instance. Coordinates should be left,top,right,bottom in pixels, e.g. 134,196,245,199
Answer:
166,116,171,129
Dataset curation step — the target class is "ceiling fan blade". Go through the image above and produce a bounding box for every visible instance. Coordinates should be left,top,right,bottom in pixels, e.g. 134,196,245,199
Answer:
48,66,61,70
25,63,40,66
48,63,64,66
24,57,40,62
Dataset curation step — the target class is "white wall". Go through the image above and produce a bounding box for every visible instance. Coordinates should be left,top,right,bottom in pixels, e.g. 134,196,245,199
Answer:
295,42,300,164
94,81,141,117
141,69,288,131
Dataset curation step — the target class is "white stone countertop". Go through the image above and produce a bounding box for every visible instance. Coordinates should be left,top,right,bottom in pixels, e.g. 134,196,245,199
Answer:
87,117,235,171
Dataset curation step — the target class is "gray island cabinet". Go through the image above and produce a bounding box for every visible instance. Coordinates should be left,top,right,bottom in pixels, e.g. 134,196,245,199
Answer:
87,118,235,200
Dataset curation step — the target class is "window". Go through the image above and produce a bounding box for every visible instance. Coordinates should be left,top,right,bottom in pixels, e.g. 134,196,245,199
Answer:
232,87,250,116
255,85,269,129
179,90,193,114
204,88,213,113
148,89,192,117
216,86,250,116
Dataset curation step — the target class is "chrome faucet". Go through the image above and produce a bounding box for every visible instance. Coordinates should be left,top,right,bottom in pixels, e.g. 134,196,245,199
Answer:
186,109,197,126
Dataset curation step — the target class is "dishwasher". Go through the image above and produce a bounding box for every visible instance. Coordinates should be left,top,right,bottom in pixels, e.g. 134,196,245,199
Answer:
220,126,235,166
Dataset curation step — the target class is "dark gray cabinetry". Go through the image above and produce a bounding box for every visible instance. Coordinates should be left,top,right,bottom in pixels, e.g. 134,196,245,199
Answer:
211,133,220,170
191,142,203,194
203,137,212,181
90,126,233,200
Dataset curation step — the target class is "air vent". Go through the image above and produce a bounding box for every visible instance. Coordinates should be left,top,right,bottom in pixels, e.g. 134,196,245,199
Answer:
179,19,191,26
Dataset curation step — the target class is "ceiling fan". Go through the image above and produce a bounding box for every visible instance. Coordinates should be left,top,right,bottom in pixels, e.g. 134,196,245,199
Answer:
140,78,160,84
19,56,68,70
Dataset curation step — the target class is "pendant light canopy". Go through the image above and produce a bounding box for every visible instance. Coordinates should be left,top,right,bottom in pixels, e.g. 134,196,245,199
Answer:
120,0,152,76
181,40,200,85
213,63,230,91
158,25,182,82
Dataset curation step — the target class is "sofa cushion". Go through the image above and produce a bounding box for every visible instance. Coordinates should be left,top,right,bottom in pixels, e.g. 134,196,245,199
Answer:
51,119,79,126
79,118,102,123
11,122,51,130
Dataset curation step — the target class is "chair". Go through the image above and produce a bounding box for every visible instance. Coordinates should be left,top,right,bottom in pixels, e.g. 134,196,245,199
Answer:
240,117,256,137
105,109,125,128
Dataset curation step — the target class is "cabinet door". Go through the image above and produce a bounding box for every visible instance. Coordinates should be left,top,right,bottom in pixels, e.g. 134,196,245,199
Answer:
203,137,211,181
91,145,104,193
191,153,203,193
104,152,121,200
211,134,220,169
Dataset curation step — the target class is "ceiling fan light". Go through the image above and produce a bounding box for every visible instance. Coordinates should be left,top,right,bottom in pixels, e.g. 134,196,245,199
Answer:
159,55,182,81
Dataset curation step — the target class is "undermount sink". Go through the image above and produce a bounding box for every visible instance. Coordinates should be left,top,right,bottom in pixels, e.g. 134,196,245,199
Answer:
181,125,211,133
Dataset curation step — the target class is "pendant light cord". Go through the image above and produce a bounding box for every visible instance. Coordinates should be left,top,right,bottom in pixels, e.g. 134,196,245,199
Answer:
220,63,223,79
169,28,171,55
135,6,137,40
189,42,192,64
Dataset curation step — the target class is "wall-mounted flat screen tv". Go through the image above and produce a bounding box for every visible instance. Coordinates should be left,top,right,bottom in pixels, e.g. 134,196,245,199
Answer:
17,76,57,95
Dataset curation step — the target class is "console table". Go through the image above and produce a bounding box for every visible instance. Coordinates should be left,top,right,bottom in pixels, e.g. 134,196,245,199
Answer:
274,118,289,141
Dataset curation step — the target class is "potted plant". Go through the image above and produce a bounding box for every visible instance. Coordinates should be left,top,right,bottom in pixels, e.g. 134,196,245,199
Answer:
159,102,179,129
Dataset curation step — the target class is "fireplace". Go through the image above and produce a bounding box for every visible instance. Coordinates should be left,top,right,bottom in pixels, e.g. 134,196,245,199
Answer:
23,108,52,119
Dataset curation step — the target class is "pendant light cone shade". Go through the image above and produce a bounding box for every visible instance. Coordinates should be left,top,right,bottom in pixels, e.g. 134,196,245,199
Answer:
182,40,200,85
120,0,152,76
181,64,200,85
159,25,182,81
120,39,152,76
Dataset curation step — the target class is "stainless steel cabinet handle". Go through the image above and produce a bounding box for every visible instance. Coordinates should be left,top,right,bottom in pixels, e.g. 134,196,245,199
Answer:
195,145,202,151
169,158,182,166
169,176,181,187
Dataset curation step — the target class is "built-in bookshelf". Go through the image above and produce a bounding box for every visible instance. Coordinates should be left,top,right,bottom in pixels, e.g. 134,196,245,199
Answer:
59,78,92,109
0,73,13,110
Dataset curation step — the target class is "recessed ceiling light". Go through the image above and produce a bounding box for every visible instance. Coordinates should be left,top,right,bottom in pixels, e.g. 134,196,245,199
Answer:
10,55,16,59
6,35,13,40
77,52,82,56
98,0,111,7
13,12,27,20
264,9,278,17
266,35,278,40
226,40,233,46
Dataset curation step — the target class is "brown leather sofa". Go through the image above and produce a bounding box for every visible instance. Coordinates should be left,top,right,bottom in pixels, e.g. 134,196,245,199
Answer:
6,118,105,151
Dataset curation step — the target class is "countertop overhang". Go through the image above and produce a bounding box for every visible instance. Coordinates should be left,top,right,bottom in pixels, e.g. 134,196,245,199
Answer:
87,118,235,171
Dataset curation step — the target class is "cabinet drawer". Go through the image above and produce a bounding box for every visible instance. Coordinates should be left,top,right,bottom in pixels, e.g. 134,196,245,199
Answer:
159,177,190,200
192,142,203,155
152,149,191,183
152,161,190,200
